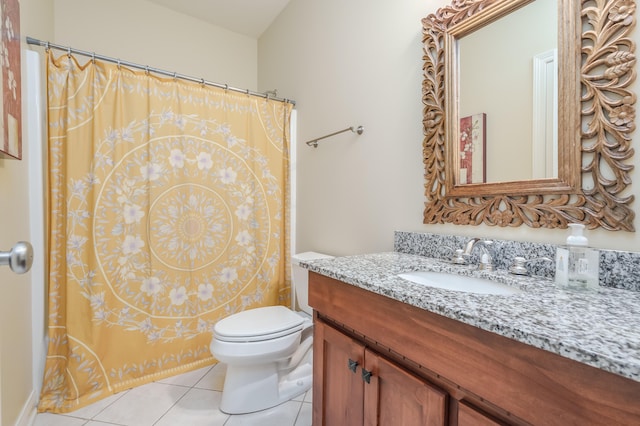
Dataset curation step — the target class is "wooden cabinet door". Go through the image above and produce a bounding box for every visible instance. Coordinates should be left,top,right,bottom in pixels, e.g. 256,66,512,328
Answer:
457,401,504,426
363,349,447,426
313,320,365,426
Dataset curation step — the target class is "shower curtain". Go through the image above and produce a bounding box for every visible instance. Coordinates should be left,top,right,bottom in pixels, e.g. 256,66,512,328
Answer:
38,51,293,413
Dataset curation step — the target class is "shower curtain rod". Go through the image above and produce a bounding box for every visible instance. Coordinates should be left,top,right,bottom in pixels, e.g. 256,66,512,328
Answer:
26,36,296,106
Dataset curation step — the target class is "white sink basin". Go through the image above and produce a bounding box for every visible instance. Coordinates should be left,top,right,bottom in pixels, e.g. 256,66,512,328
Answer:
398,271,522,295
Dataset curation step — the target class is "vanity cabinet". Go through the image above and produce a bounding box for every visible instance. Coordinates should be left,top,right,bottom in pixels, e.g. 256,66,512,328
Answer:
309,272,640,425
313,320,447,425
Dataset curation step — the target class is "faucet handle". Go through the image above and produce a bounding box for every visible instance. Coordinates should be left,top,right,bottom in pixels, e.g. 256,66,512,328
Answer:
438,246,467,264
450,248,467,264
509,256,552,276
509,256,529,275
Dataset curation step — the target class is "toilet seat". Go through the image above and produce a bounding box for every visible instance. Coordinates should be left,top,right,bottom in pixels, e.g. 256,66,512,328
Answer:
214,306,305,343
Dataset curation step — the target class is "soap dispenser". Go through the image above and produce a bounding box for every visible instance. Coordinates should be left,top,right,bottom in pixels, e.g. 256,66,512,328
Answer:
555,224,600,291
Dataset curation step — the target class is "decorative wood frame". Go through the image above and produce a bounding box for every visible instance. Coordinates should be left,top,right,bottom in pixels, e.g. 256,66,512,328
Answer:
422,0,636,231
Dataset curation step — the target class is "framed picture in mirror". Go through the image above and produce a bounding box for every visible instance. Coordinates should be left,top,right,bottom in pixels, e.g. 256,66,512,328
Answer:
459,113,486,184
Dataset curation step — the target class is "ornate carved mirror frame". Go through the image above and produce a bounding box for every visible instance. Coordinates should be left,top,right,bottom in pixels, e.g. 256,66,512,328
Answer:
422,0,636,231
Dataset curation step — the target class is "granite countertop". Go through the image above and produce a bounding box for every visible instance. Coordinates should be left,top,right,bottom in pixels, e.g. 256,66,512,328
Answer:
301,252,640,383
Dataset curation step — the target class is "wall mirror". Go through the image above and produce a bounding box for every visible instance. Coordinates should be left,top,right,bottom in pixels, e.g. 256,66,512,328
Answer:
422,0,636,231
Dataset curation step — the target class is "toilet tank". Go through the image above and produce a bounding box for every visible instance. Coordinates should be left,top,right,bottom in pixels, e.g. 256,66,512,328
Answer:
291,252,333,315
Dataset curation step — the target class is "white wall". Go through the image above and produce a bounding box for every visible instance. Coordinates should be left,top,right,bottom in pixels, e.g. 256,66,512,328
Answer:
54,0,258,89
259,0,640,255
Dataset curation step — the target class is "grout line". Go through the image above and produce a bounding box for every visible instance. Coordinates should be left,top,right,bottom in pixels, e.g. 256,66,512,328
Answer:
293,400,304,426
151,364,219,426
87,389,131,421
82,420,126,426
193,363,224,390
222,411,231,426
150,383,191,426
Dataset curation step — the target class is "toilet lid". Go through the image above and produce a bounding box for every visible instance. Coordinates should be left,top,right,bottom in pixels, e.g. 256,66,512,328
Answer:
214,306,305,342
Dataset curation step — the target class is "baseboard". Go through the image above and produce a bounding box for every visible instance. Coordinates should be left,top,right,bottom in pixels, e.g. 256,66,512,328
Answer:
14,390,37,426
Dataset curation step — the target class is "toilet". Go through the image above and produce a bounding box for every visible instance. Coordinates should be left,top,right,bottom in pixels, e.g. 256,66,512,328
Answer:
210,251,333,414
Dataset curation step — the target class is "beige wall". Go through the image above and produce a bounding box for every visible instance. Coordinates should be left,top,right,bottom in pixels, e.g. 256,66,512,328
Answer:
259,0,436,256
54,0,258,89
259,0,640,255
0,1,53,425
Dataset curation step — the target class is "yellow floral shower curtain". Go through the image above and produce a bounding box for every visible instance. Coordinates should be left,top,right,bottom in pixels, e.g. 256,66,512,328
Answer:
38,51,292,413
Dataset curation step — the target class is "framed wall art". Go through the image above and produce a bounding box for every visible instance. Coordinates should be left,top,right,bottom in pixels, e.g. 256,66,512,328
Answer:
0,0,20,159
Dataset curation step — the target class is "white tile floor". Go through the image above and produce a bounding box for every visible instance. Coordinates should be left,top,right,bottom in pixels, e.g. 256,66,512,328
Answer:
34,363,312,426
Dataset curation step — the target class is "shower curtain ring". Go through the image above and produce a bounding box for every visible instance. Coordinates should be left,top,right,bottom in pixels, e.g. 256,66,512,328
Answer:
224,84,229,91
45,41,49,52
173,72,177,81
117,59,121,69
67,46,71,58
145,65,149,75
91,52,96,64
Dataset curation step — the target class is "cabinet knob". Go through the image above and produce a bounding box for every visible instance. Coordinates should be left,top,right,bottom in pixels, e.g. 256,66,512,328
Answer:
361,368,372,384
348,358,359,373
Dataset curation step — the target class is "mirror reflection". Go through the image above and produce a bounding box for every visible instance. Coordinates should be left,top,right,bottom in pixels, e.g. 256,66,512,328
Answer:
457,0,558,184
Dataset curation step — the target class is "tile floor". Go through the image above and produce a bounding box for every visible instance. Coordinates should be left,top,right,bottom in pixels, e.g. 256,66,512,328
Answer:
34,363,312,426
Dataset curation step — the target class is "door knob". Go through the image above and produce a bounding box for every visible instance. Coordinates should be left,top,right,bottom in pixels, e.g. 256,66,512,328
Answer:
0,241,34,274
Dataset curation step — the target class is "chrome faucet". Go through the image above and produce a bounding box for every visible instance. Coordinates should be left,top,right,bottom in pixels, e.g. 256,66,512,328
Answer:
463,238,494,271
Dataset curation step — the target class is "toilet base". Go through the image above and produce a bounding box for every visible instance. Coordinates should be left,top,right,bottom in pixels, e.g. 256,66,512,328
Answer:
219,342,313,414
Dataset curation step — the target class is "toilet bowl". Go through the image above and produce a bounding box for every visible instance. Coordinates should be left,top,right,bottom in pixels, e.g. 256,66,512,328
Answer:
210,251,333,414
